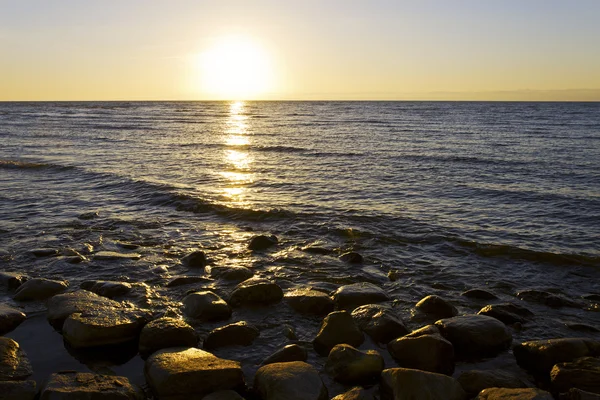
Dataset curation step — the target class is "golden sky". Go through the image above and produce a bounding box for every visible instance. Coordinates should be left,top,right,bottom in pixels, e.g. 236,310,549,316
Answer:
1,1,599,101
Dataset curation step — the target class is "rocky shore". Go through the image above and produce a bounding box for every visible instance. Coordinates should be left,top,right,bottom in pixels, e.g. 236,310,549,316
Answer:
1,234,600,399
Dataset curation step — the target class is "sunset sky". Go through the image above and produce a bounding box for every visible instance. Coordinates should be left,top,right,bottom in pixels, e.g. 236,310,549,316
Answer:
1,0,599,101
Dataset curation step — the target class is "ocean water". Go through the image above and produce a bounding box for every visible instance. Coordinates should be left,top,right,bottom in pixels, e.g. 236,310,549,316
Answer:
1,101,600,389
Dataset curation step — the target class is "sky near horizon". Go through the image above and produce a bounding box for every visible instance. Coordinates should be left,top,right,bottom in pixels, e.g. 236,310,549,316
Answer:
1,0,600,101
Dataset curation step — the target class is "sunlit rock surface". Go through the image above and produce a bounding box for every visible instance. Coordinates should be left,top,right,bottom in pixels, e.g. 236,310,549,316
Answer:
435,315,512,358
313,311,364,356
40,371,143,399
325,344,384,384
14,278,68,301
254,361,328,400
139,317,198,356
380,367,466,400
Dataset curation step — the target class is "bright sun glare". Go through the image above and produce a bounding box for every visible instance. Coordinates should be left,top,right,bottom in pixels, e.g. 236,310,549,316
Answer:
197,36,273,100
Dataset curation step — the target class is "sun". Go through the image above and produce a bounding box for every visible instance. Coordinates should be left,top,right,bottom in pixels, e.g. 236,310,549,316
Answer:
196,36,273,100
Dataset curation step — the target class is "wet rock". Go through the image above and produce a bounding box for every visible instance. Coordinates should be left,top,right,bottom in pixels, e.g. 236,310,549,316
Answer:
261,344,307,365
476,388,553,399
210,266,254,282
333,282,390,311
387,333,454,375
282,324,297,340
62,309,147,348
78,211,99,220
560,388,600,400
166,276,211,287
0,380,37,400
182,250,208,268
380,367,466,400
285,288,334,316
248,235,278,251
30,248,59,257
457,370,531,397
47,290,121,330
40,371,143,399
517,290,584,309
80,280,132,298
254,361,328,400
202,390,246,400
145,347,244,399
313,311,364,356
387,269,401,281
117,241,139,250
93,251,141,260
183,291,232,321
0,272,28,289
461,289,498,300
351,303,409,343
583,294,600,302
14,278,69,301
325,344,384,384
513,338,600,375
139,317,198,356
415,295,458,318
0,304,26,335
566,323,600,332
435,315,512,359
204,321,259,350
478,303,534,325
551,357,600,394
405,324,441,338
332,387,371,400
229,278,283,307
0,337,33,380
339,252,363,264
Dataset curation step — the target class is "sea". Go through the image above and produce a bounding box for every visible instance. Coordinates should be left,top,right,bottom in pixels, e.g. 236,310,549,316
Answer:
1,101,599,391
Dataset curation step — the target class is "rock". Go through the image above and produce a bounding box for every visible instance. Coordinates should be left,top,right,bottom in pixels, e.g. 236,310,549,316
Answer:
47,290,121,330
0,337,33,380
248,235,278,251
325,344,384,384
457,370,531,397
415,295,458,318
78,211,99,220
513,338,600,375
93,251,141,260
145,347,244,399
14,278,69,301
517,290,584,308
313,311,364,356
551,357,600,394
30,248,59,257
254,361,328,400
0,304,26,335
229,278,283,307
0,380,37,400
435,315,512,359
166,276,211,287
380,368,466,400
388,270,401,281
583,294,600,302
566,323,600,332
561,388,600,399
40,371,143,399
387,334,454,375
478,303,534,325
182,251,208,268
475,388,553,399
351,304,409,343
461,289,498,300
285,288,334,316
339,252,363,264
333,282,390,311
204,321,259,350
139,317,198,356
261,344,308,365
183,291,232,321
202,390,246,400
0,272,28,289
210,266,253,282
332,387,371,400
405,324,441,338
62,309,147,348
80,280,132,298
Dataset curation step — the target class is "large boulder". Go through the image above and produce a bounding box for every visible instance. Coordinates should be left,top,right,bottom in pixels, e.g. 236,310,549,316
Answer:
513,338,600,376
183,291,232,321
456,370,531,397
415,295,458,318
210,266,253,282
285,288,334,316
333,283,390,311
380,368,466,400
40,371,143,399
80,280,132,298
313,311,364,356
475,388,553,399
0,304,26,335
46,290,121,330
0,380,37,400
145,347,244,399
14,278,68,301
203,321,259,350
248,235,278,251
229,278,283,307
325,344,384,384
139,317,198,356
331,387,371,400
351,304,409,343
435,315,512,358
253,361,328,400
478,303,534,325
551,357,600,394
62,309,147,348
387,334,454,375
261,344,307,365
0,337,33,380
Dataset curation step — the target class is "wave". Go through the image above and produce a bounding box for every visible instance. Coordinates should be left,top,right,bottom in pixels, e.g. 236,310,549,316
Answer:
0,159,75,171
